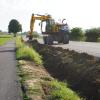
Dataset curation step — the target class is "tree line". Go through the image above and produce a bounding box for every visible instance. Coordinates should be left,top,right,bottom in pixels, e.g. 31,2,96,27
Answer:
69,27,100,42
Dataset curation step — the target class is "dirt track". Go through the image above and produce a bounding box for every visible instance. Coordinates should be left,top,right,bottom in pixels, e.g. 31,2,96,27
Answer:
0,41,22,100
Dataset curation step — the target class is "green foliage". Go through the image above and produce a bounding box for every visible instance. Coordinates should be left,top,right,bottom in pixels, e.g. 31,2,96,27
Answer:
16,46,42,65
49,80,82,100
0,35,13,45
85,28,100,42
70,27,84,41
16,37,43,65
8,19,22,37
32,31,40,38
16,36,25,48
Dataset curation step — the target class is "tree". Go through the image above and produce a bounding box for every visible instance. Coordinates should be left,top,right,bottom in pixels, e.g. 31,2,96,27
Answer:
8,19,22,37
70,27,84,41
85,28,100,42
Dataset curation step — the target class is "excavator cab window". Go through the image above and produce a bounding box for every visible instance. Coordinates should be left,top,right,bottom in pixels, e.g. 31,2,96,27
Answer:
41,21,46,32
45,19,55,32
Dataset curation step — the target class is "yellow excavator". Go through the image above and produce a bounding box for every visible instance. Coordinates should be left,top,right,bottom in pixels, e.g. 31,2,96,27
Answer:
27,13,69,44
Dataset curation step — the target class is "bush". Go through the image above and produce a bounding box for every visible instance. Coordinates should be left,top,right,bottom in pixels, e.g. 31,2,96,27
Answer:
70,27,84,41
85,28,100,42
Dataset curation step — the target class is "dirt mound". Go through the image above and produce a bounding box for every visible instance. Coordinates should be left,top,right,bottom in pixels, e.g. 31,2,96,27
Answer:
31,42,100,100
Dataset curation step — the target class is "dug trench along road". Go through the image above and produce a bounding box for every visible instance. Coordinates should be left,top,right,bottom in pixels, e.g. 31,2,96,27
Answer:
24,36,100,57
37,38,100,58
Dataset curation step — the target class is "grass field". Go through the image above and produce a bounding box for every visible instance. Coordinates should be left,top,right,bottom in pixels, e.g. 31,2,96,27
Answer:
0,35,13,45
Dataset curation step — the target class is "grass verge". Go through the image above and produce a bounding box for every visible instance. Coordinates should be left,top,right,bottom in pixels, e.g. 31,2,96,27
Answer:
50,80,80,100
42,80,83,100
16,37,82,100
17,60,82,100
16,36,43,65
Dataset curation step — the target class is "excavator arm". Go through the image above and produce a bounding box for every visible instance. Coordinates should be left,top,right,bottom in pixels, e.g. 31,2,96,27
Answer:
27,14,51,40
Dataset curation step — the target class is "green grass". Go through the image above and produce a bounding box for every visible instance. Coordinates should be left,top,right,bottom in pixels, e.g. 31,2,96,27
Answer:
17,63,29,100
0,35,13,45
16,36,43,65
49,80,82,100
16,37,83,100
16,36,25,48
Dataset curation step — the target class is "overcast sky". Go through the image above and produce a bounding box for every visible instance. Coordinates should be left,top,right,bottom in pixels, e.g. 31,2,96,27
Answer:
0,0,100,32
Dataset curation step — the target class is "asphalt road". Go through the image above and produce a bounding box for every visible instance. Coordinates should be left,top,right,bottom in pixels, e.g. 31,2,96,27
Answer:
54,41,100,57
0,40,22,100
23,36,100,57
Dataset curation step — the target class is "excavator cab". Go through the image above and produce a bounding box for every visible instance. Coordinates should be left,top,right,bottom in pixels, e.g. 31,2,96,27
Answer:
45,19,55,32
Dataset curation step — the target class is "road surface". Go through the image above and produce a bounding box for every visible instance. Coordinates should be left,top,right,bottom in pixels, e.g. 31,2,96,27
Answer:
23,36,100,57
54,41,100,57
0,40,22,100
37,38,100,57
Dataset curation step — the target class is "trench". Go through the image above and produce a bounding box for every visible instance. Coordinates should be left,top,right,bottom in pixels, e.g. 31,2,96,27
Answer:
29,41,100,100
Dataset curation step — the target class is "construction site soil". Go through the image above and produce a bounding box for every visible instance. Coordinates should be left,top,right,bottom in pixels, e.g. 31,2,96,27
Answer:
28,41,100,100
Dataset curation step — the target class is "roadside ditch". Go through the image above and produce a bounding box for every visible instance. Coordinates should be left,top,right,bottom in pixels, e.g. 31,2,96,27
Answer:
30,41,100,100
16,37,82,100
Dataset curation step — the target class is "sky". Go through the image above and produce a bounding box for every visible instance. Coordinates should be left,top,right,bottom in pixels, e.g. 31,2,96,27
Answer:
0,0,100,32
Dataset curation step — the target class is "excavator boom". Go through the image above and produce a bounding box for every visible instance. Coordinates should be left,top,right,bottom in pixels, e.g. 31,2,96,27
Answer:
27,14,51,40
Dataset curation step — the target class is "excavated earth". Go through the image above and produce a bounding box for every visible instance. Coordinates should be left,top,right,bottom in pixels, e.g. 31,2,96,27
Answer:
28,41,100,100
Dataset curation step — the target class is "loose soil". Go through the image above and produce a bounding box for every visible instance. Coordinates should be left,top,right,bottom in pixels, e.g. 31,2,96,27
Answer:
30,41,100,100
